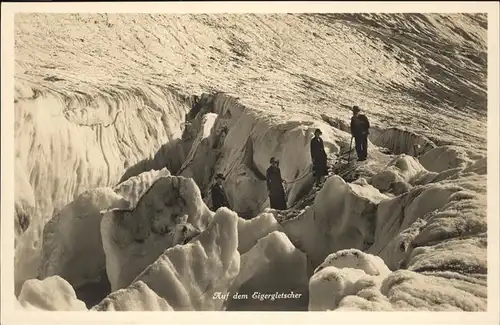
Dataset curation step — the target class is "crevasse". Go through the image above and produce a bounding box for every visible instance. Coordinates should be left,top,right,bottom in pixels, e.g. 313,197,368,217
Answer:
16,88,488,312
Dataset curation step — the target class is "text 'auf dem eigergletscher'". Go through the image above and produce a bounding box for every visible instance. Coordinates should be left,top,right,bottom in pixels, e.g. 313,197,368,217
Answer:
213,291,303,301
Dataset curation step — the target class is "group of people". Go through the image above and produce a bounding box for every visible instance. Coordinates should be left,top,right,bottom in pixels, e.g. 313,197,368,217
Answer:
210,156,288,212
211,105,371,212
308,105,371,187
210,157,289,212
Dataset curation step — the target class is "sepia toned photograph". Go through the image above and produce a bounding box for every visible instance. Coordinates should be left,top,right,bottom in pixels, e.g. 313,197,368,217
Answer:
1,1,499,323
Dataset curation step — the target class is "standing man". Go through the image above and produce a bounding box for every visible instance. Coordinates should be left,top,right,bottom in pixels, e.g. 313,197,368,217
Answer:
310,128,328,187
211,173,231,211
350,106,370,161
266,157,287,210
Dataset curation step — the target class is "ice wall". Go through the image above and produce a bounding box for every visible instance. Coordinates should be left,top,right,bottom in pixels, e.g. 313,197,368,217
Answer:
14,82,191,292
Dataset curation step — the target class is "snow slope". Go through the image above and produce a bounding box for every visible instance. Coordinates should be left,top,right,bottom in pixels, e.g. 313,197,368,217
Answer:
13,13,488,312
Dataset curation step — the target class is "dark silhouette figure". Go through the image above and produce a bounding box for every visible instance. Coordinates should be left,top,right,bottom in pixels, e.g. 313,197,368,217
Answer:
350,106,370,161
310,128,328,186
266,157,287,210
211,173,231,211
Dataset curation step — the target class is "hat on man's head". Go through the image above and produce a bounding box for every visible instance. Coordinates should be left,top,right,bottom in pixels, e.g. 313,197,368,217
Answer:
215,173,226,180
314,128,322,135
352,105,361,113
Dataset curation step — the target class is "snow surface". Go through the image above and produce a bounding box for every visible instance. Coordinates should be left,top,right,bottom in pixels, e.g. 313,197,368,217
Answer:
12,13,489,312
236,212,284,254
17,276,87,311
91,281,173,311
113,167,171,207
281,175,389,267
225,231,309,311
130,208,240,311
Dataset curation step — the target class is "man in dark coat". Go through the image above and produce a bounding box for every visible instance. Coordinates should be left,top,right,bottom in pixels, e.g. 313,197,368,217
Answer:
310,128,328,187
350,106,370,161
211,173,231,211
266,157,287,210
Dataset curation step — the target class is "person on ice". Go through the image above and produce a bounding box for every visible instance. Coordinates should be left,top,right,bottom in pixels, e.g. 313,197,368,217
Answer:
350,105,370,161
310,128,328,187
266,157,287,210
211,173,231,211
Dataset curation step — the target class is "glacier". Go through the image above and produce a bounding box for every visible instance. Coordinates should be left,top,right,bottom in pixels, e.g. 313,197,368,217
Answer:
9,12,492,314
